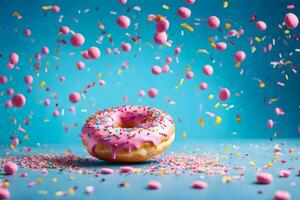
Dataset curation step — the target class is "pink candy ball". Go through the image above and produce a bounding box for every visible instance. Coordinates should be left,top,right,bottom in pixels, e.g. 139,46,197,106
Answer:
76,61,85,70
53,110,59,117
9,52,19,65
70,33,85,47
69,92,81,103
117,15,131,28
199,82,208,90
51,5,60,13
177,7,191,19
207,16,220,29
174,47,181,55
119,0,127,4
44,99,51,106
151,65,162,75
24,28,31,36
5,100,12,108
256,21,267,31
82,50,90,59
154,31,168,45
24,75,33,84
162,65,170,73
202,64,214,76
147,181,161,190
139,90,146,97
279,169,291,178
256,173,273,184
101,168,114,174
3,161,18,175
186,71,194,79
192,181,208,189
7,63,14,70
35,53,42,60
0,187,10,200
216,42,227,51
6,88,14,95
274,191,291,200
234,50,246,63
0,75,7,84
284,13,299,29
98,80,106,86
185,0,196,5
165,57,172,63
12,93,26,108
59,76,66,82
156,19,169,32
148,88,158,98
59,26,70,35
42,46,50,55
219,88,230,101
267,119,274,128
88,46,101,59
121,42,132,52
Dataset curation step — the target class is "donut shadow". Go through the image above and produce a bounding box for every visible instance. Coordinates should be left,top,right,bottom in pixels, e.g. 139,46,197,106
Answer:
75,159,157,168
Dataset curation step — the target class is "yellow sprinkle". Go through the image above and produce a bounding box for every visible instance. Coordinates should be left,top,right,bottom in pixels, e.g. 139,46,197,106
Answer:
209,94,214,99
68,188,75,195
37,178,43,184
182,132,187,139
55,191,65,197
1,181,9,188
222,176,232,183
10,144,15,150
225,146,231,152
225,23,231,29
255,37,261,43
135,168,142,174
117,69,123,75
285,74,288,80
211,43,216,49
12,11,22,19
235,62,240,68
208,37,214,43
40,81,46,87
266,162,273,167
223,1,229,8
215,116,222,125
198,49,209,54
97,72,103,78
259,82,266,88
215,102,220,108
284,29,290,34
162,4,169,10
23,135,29,140
249,161,256,167
198,118,204,127
165,41,172,47
181,23,194,32
41,6,51,10
179,78,184,86
185,65,191,71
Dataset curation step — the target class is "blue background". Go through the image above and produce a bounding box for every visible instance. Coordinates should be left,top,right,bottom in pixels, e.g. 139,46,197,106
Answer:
0,0,300,147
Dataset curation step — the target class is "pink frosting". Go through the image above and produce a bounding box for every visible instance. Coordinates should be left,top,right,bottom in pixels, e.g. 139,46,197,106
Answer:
81,105,175,159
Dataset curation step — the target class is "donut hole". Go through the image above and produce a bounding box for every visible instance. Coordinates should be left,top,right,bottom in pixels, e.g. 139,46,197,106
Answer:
116,112,148,128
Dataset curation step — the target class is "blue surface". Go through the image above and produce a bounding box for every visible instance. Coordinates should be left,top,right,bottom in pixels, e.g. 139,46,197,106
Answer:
1,140,300,200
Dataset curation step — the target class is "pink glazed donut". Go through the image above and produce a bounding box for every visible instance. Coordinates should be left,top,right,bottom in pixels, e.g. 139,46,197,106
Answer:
81,105,175,162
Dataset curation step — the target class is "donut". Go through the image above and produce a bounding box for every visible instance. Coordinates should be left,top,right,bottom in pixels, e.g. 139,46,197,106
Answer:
81,105,175,162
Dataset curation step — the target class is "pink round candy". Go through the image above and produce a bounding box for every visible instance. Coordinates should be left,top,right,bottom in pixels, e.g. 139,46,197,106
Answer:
207,16,220,29
165,57,172,63
256,21,267,31
24,75,33,84
12,138,19,146
98,80,106,86
267,119,274,128
119,166,135,173
279,169,291,178
9,52,19,65
234,51,246,63
202,64,214,76
119,0,127,4
82,50,90,59
151,65,162,75
219,88,230,101
216,42,227,51
284,13,299,29
59,26,70,35
59,76,65,82
154,31,168,45
88,46,101,59
42,46,49,55
3,161,18,175
76,61,85,70
156,19,169,32
24,28,31,36
147,181,161,190
53,110,59,117
44,99,51,106
192,181,208,189
51,5,60,12
35,53,42,60
148,88,158,98
69,92,81,103
12,93,26,108
185,0,196,4
139,90,146,97
121,42,132,52
101,168,114,174
6,88,14,95
161,65,170,73
117,15,131,28
7,63,14,70
5,100,12,108
174,47,181,55
256,172,273,184
274,191,291,200
70,33,85,47
228,29,238,37
186,71,194,79
0,75,7,84
0,187,10,200
177,7,191,19
199,82,208,90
